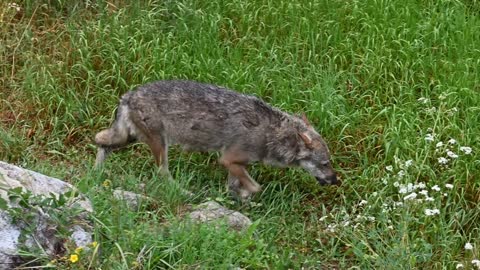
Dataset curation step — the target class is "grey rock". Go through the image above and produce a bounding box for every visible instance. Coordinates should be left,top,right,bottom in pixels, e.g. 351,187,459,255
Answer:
0,211,21,269
0,161,93,269
113,189,151,210
188,201,252,231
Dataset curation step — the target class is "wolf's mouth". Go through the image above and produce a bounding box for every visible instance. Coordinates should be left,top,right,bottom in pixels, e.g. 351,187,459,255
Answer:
316,174,340,186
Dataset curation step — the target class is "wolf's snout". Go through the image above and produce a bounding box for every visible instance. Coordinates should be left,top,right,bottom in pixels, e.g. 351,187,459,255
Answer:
316,173,340,186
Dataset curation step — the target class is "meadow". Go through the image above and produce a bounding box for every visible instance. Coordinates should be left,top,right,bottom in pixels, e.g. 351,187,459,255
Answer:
1,0,479,268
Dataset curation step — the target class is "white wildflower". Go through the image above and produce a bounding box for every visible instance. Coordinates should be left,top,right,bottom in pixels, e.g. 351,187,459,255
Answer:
425,133,435,142
427,107,437,114
326,224,336,233
417,97,429,103
393,181,400,187
448,138,457,145
387,225,394,229
432,185,441,192
397,170,405,178
425,196,435,202
372,192,378,197
472,259,480,269
465,243,473,250
404,192,417,201
342,221,350,227
399,183,414,194
436,142,444,148
425,208,440,216
438,157,448,164
7,3,21,12
386,165,393,172
415,182,426,189
359,200,368,206
460,146,472,155
456,263,464,269
419,190,428,196
404,160,413,167
447,151,459,159
319,216,328,222
445,184,454,189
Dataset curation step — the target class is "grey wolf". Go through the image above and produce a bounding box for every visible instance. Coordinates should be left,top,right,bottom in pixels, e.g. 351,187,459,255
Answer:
95,80,338,199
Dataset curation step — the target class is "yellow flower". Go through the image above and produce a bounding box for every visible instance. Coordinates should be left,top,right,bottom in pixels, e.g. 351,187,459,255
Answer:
91,241,98,248
69,254,79,263
75,247,83,254
102,179,112,188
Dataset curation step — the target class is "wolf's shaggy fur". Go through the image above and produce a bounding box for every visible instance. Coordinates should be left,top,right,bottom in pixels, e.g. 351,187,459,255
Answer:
95,80,338,199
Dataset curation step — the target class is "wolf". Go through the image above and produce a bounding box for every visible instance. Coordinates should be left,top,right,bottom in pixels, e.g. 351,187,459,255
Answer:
94,80,338,199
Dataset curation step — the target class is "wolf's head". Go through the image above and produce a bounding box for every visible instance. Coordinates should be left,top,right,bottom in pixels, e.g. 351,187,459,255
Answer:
296,115,339,186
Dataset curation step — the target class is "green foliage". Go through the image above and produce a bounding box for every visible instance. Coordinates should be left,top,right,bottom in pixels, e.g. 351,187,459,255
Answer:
1,0,479,268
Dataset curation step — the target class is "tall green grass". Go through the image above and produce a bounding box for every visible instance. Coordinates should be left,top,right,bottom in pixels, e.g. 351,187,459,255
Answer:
1,0,479,268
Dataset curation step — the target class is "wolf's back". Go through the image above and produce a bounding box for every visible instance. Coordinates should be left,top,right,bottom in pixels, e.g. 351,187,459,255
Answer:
118,80,285,151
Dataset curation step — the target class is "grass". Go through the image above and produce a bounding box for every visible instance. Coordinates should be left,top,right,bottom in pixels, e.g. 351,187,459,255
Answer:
1,0,479,268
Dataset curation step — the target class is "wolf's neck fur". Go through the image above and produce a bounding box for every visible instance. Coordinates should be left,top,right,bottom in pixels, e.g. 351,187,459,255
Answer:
263,112,304,166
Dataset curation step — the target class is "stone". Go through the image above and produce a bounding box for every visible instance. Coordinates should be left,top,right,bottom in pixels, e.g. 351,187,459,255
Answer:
188,201,252,231
113,189,151,210
0,161,93,269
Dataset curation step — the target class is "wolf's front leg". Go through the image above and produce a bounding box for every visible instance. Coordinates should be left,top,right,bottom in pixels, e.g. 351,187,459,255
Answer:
227,172,254,202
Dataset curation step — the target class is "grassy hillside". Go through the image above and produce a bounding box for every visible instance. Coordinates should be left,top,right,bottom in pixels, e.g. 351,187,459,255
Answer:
1,0,479,268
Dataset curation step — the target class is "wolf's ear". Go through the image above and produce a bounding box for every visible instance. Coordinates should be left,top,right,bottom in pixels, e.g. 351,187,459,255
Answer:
301,113,311,127
295,112,311,126
299,132,313,149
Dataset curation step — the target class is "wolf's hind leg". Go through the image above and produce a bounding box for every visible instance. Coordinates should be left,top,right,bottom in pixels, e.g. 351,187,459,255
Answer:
144,136,195,197
144,136,171,179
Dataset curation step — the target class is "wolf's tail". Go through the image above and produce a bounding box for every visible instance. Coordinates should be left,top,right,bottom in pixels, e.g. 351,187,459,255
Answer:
95,104,131,147
94,102,136,167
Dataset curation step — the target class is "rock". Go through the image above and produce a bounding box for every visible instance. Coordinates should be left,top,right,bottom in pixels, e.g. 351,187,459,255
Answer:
0,162,92,212
0,211,22,269
188,201,252,231
0,161,93,269
113,189,151,210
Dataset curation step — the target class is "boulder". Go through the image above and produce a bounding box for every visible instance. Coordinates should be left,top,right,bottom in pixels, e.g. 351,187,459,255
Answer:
188,201,252,231
113,189,151,210
0,161,93,269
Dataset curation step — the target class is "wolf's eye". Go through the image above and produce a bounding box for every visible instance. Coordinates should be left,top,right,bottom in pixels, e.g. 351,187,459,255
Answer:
320,161,330,167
